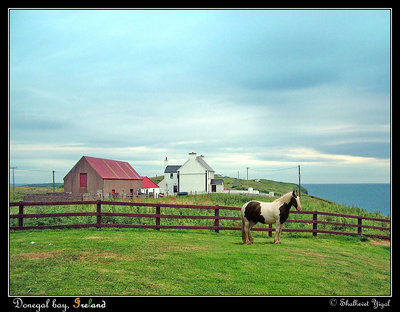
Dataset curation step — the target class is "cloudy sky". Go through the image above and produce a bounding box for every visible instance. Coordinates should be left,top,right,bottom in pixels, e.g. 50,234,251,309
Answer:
9,9,391,184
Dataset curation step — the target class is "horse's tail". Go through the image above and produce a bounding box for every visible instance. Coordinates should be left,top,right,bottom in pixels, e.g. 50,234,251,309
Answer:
241,215,246,243
241,202,249,244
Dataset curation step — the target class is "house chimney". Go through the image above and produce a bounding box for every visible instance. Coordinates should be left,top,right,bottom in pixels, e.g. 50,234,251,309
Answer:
188,152,197,160
164,156,168,168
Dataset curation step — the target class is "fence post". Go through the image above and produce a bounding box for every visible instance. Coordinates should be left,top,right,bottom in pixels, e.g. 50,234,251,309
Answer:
18,204,24,228
156,206,161,230
214,206,219,233
268,224,272,237
358,217,362,235
313,212,318,237
96,200,102,228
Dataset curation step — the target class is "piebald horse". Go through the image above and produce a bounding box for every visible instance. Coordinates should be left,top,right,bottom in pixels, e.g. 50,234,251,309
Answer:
241,190,302,244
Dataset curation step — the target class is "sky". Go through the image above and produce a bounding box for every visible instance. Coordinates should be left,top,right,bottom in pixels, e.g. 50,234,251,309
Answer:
9,9,391,184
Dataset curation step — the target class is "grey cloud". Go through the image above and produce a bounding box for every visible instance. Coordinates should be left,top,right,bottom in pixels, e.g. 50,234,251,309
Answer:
11,115,71,132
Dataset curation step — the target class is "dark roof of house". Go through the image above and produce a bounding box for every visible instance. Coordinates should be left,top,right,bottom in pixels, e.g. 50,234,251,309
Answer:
211,179,224,185
164,165,181,173
83,156,141,180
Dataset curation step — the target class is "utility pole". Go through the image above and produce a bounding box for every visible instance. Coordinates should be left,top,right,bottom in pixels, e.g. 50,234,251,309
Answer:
298,165,301,198
246,167,249,180
52,170,55,192
10,166,16,200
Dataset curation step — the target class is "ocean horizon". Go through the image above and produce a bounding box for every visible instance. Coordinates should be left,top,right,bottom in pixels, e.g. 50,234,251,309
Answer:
303,183,391,217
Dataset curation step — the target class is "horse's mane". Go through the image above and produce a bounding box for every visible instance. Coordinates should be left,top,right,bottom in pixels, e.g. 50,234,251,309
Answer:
273,192,293,205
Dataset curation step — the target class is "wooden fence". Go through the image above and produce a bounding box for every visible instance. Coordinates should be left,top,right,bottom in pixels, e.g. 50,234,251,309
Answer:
9,200,390,240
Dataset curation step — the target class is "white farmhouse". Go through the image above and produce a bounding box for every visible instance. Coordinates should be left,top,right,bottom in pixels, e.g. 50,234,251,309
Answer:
179,152,215,194
159,152,224,195
164,168,180,195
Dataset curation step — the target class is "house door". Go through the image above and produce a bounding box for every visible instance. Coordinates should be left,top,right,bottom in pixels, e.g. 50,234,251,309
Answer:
212,185,217,193
79,173,87,193
173,185,178,193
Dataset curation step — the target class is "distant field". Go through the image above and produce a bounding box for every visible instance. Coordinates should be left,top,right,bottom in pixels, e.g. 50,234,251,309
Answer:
22,183,63,188
9,185,64,201
218,177,308,196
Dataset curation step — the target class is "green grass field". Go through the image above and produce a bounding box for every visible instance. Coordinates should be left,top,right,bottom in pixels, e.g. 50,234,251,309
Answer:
9,182,391,296
9,228,390,296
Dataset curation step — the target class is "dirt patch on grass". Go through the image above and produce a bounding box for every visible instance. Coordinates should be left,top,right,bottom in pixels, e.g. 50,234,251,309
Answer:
83,236,119,241
15,250,64,260
299,251,328,259
287,248,328,260
167,245,207,252
84,236,103,240
99,252,121,259
371,240,390,246
14,251,133,262
98,268,126,274
72,251,131,261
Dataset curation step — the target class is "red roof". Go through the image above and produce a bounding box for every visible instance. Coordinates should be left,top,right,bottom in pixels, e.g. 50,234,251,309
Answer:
141,176,159,189
84,156,141,180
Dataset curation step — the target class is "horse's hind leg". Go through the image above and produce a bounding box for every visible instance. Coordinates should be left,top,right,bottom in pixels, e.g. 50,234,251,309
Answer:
248,221,256,243
242,219,252,245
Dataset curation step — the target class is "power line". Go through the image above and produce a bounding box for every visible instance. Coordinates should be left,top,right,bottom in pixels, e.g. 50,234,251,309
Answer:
9,168,61,173
9,168,67,194
249,166,298,172
10,166,16,200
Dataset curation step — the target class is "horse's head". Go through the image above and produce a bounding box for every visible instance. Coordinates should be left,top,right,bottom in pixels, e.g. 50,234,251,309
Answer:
291,190,302,211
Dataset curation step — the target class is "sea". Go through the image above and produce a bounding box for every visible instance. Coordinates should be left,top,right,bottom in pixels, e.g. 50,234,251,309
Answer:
303,184,391,217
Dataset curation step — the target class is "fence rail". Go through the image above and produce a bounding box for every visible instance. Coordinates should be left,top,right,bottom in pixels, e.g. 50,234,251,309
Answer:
9,200,390,240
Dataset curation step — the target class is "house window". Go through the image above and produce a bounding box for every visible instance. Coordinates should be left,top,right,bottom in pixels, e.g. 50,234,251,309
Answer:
80,173,87,188
170,173,173,179
112,189,116,194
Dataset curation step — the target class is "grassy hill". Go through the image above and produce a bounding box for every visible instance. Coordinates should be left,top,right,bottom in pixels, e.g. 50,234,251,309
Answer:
149,175,164,185
149,176,307,196
219,177,307,196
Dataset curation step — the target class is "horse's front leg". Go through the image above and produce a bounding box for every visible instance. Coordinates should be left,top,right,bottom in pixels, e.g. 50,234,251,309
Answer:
274,221,282,244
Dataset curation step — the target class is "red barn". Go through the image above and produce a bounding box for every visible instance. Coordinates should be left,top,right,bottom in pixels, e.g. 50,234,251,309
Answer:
63,156,143,198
